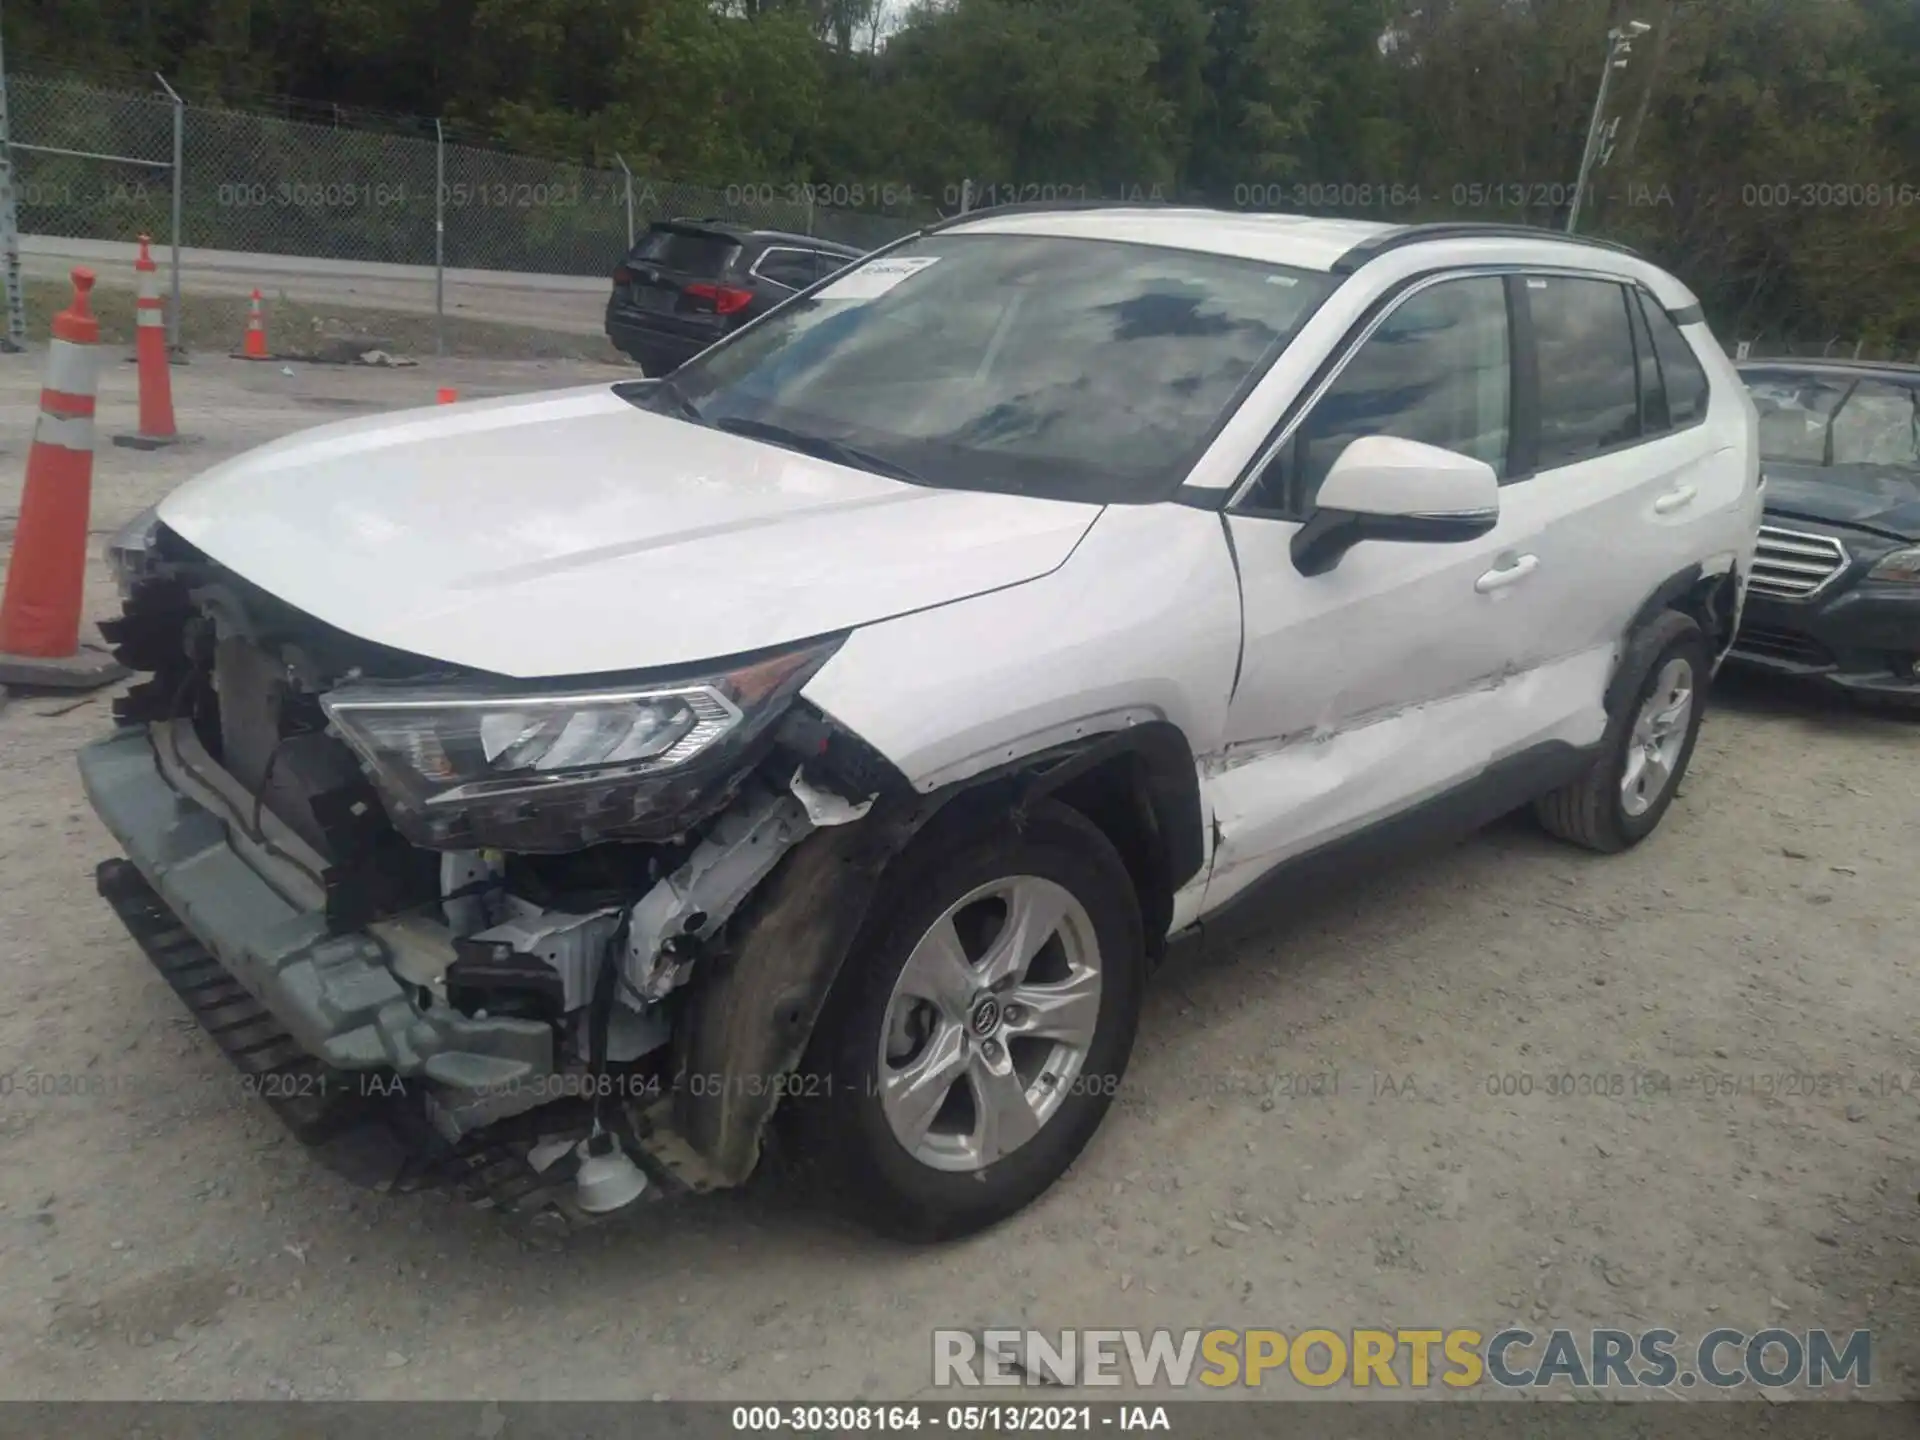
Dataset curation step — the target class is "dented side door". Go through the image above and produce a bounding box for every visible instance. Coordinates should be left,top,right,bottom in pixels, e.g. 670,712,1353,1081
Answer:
1196,271,1561,915
1200,503,1547,913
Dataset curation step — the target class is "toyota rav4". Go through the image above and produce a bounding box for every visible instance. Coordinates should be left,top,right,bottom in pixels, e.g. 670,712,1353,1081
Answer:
85,208,1761,1242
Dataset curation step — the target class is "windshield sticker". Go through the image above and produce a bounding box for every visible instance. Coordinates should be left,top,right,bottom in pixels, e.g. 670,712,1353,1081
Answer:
817,255,942,301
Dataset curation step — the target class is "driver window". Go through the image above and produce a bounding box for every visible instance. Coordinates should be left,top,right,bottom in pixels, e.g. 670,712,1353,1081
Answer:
1260,276,1510,514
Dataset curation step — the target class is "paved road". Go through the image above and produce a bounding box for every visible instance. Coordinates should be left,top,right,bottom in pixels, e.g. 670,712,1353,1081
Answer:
19,235,608,336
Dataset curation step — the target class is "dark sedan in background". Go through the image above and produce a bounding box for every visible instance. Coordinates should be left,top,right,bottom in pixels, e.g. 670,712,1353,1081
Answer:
1733,359,1920,703
604,220,863,375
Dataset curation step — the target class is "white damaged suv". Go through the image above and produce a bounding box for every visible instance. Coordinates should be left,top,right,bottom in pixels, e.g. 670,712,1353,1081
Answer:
86,207,1761,1240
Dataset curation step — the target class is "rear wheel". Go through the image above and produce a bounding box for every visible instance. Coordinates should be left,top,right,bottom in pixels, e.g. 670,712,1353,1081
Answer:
795,800,1145,1241
1536,610,1709,852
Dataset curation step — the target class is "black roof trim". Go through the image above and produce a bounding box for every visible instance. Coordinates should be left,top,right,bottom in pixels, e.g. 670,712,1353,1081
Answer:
653,217,863,253
922,198,1192,235
1329,223,1642,275
1736,356,1920,378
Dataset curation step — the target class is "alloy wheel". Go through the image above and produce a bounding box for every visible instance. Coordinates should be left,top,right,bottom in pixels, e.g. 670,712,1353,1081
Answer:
1621,656,1694,818
876,875,1102,1173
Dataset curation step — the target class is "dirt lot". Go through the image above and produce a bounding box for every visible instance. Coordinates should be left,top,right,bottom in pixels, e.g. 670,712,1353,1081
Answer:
0,350,1917,1403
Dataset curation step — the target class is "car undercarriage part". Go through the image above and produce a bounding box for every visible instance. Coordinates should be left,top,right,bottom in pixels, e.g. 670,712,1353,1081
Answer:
571,1124,650,1213
623,777,818,1003
455,903,622,1017
440,849,505,937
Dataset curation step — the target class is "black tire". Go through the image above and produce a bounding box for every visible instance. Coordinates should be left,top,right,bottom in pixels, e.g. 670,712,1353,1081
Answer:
1535,610,1710,853
792,799,1146,1242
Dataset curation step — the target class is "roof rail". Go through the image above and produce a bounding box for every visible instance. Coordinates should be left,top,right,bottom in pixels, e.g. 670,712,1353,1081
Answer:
1330,223,1642,274
1735,355,1920,374
923,198,1196,234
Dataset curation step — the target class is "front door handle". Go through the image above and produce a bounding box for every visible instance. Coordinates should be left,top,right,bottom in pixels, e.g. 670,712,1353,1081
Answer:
1654,484,1698,515
1475,553,1539,593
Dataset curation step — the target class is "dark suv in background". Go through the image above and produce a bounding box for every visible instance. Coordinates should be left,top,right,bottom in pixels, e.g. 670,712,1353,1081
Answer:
604,220,864,374
1733,359,1920,703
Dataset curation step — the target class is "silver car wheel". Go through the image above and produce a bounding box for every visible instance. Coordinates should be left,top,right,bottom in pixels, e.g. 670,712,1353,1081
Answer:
1620,656,1694,818
877,875,1102,1173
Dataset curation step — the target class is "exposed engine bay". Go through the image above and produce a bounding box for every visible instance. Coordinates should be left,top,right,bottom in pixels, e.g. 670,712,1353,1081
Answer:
88,520,906,1223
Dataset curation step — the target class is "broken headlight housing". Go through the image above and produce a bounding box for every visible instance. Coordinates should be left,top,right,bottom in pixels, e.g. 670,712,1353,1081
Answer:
105,504,164,599
320,637,842,851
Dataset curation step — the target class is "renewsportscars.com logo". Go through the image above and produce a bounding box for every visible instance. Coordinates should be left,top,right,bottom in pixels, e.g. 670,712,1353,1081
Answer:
932,1327,1873,1391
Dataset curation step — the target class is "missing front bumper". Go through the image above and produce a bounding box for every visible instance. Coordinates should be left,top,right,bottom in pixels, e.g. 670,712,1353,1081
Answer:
94,856,707,1229
77,725,556,1084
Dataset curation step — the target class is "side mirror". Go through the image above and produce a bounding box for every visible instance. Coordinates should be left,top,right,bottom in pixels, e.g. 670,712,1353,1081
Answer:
1291,435,1500,576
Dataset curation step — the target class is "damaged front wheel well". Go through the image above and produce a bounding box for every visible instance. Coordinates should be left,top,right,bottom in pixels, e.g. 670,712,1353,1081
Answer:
1042,757,1176,960
672,719,1203,1184
998,721,1204,962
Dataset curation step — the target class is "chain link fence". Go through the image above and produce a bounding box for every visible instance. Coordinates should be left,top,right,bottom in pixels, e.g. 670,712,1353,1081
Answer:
7,72,924,326
7,74,177,244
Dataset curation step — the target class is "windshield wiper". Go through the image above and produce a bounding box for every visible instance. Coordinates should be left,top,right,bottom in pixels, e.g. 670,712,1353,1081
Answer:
651,376,705,425
712,416,924,484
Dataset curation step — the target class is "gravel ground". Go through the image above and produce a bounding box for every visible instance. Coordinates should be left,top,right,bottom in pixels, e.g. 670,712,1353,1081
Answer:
1,352,1917,1403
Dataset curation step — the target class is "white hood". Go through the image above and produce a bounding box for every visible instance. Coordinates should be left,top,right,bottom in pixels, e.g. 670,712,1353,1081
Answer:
157,385,1101,678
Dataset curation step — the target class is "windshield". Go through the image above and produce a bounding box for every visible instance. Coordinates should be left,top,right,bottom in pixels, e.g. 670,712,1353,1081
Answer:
654,233,1334,503
1747,371,1920,470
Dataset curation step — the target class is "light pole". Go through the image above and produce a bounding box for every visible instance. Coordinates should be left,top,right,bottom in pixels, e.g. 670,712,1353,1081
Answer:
1567,20,1649,234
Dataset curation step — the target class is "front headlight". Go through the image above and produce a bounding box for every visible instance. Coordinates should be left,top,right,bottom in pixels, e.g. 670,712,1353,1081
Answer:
320,637,840,850
1868,546,1920,584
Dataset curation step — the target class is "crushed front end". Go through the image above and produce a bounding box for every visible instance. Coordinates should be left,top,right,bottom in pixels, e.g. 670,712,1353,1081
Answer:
82,517,908,1229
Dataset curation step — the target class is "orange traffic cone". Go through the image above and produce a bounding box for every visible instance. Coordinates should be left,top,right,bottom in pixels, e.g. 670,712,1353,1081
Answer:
235,288,272,360
0,268,128,689
436,387,458,404
113,234,187,450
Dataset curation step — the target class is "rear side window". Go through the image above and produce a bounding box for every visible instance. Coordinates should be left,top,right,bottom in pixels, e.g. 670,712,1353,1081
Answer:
1283,275,1511,510
754,247,818,290
1643,301,1710,426
1528,276,1639,468
630,227,739,276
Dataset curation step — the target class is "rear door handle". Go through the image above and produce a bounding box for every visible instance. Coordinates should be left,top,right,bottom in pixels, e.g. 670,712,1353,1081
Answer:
1654,484,1698,515
1475,553,1539,593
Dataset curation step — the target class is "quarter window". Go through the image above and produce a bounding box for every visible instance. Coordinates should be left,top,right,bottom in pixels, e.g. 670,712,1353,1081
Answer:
1627,291,1670,435
1280,275,1511,511
1642,299,1710,426
754,247,817,290
1528,276,1639,468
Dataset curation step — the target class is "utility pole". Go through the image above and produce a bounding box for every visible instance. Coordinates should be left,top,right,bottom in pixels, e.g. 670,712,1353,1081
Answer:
0,12,27,352
1567,20,1650,234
